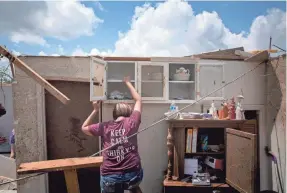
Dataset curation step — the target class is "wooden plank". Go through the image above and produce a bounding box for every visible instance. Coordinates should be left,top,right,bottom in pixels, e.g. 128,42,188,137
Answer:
245,50,269,62
234,50,253,59
0,46,70,105
64,169,80,193
226,128,257,193
44,76,90,83
17,156,103,174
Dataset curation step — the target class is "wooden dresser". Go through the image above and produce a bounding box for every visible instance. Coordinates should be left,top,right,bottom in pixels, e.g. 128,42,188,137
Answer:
164,119,257,193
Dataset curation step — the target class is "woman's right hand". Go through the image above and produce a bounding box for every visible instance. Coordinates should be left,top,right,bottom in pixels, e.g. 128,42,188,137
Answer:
123,76,131,83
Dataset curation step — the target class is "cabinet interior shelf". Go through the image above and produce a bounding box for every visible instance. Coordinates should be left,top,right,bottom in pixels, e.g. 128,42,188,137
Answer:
107,79,135,83
169,81,195,83
142,80,163,83
185,152,224,156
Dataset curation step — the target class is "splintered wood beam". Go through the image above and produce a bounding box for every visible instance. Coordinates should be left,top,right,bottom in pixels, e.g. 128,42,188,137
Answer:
245,50,269,63
64,169,80,193
0,46,70,105
17,157,103,174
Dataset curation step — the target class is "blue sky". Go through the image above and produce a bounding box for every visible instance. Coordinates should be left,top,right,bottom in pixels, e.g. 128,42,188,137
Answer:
0,1,286,57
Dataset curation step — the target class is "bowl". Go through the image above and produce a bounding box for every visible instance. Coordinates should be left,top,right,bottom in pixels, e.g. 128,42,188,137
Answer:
173,73,190,81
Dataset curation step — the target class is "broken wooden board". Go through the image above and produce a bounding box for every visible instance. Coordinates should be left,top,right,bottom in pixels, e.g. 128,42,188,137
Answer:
17,156,103,174
0,46,70,105
245,50,269,63
234,50,253,59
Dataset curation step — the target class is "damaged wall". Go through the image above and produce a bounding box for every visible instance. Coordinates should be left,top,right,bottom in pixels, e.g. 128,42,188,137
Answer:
13,56,91,193
267,55,286,193
13,56,272,193
45,81,100,193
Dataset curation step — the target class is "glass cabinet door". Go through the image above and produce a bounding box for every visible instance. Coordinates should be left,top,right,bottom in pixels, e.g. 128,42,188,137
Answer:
138,62,167,100
90,56,107,101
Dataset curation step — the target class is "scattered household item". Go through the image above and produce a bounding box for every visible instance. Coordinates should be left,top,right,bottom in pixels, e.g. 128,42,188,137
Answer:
204,156,224,170
164,101,179,119
173,67,190,81
109,90,125,99
186,129,193,153
202,113,212,119
184,159,198,176
208,144,224,152
192,173,210,186
236,95,245,120
219,100,229,119
200,135,208,152
228,97,236,120
179,112,203,119
209,101,218,119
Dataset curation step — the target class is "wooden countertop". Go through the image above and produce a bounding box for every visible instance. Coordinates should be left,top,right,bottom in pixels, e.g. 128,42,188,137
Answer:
167,119,246,128
163,179,229,188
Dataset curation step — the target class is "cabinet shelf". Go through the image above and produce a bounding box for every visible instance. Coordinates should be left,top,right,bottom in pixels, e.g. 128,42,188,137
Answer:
142,80,163,83
107,79,135,83
163,179,229,188
185,152,224,156
169,81,195,83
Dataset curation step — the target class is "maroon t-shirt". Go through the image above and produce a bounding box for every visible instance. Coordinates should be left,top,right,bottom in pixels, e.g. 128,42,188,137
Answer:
88,110,142,176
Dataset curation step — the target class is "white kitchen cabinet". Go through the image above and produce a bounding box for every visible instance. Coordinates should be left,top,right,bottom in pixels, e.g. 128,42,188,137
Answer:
197,63,225,100
90,56,107,101
168,63,196,101
90,57,204,103
137,61,168,101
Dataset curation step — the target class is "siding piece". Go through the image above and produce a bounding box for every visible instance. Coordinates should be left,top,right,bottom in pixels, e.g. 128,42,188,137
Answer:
0,46,70,105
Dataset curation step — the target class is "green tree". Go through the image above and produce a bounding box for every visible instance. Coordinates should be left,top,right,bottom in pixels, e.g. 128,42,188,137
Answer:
0,62,13,83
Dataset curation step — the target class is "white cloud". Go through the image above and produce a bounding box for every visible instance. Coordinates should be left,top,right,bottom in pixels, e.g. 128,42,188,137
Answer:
12,50,21,56
95,1,105,12
71,46,112,57
57,44,64,55
110,1,286,57
0,1,103,45
10,31,47,46
38,51,47,56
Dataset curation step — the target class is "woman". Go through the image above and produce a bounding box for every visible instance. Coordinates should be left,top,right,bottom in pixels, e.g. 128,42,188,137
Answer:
10,129,15,159
82,77,143,193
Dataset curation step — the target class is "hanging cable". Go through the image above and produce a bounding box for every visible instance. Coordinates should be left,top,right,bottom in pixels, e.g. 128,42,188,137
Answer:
0,60,265,187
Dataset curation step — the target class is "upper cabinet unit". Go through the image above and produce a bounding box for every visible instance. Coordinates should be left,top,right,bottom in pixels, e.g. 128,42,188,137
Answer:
90,57,226,103
168,63,196,101
106,61,137,100
197,63,225,100
138,62,168,100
